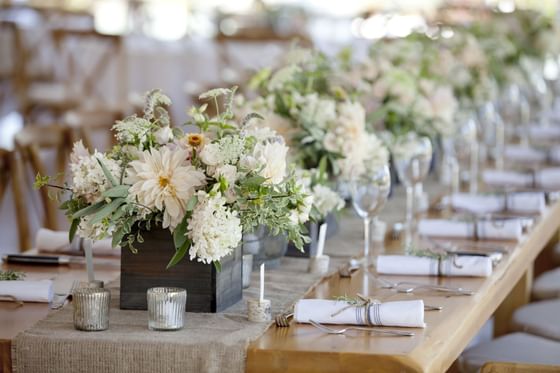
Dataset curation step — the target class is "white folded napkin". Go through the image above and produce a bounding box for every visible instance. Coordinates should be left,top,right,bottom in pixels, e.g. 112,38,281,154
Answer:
529,126,560,141
418,218,523,241
505,192,546,214
0,280,54,303
450,194,505,214
549,146,560,164
482,170,534,188
36,228,119,256
376,255,492,277
504,145,548,164
534,168,560,190
294,298,425,328
450,193,545,214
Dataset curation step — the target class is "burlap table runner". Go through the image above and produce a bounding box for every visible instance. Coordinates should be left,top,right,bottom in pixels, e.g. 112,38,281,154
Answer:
12,255,349,373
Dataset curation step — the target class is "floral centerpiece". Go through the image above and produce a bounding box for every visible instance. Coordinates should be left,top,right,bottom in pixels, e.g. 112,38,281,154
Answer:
37,87,310,269
356,38,459,139
241,48,388,205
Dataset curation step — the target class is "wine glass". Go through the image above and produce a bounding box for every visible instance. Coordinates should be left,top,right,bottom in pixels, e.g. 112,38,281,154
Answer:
478,101,505,170
392,134,432,249
350,164,391,265
454,113,479,193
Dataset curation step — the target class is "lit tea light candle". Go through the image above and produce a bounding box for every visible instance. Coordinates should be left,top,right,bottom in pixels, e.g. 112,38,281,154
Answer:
247,263,271,322
308,223,329,275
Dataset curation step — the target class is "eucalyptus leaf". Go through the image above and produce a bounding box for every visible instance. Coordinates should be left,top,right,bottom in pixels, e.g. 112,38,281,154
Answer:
90,198,124,225
102,185,130,198
69,219,79,243
72,201,105,219
96,158,118,187
173,215,189,249
166,239,190,269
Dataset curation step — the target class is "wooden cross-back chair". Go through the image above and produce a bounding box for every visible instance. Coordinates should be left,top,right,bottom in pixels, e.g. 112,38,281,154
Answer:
0,148,30,251
14,124,75,230
0,20,22,107
23,28,127,122
215,29,312,87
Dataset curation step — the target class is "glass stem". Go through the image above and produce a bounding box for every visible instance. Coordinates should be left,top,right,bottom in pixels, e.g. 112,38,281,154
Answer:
405,185,414,249
363,217,371,260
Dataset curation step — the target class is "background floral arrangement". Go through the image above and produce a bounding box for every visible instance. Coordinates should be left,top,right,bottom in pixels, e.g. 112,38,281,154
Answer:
37,88,311,268
240,48,388,213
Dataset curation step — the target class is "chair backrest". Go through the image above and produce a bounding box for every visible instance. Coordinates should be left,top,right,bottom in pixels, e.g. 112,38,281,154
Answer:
51,29,127,109
0,148,31,251
14,124,75,230
214,29,312,86
0,20,20,81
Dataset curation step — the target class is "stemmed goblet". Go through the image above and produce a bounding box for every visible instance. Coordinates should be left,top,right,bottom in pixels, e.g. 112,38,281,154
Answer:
350,164,391,265
392,134,432,250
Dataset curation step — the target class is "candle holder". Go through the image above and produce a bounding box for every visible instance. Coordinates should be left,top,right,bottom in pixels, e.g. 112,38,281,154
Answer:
247,298,271,322
73,288,110,331
308,255,330,275
147,287,187,331
371,219,387,243
242,254,253,289
76,280,104,289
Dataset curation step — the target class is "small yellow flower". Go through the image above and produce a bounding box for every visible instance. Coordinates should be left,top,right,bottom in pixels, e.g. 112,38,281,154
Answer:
187,134,204,147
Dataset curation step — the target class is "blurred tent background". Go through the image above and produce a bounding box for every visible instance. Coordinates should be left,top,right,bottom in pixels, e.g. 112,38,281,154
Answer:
0,0,558,254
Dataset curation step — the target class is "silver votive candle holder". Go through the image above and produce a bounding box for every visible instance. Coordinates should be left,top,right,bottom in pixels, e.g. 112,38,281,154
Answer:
247,298,271,322
308,255,330,275
73,287,110,331
147,287,187,331
242,254,253,289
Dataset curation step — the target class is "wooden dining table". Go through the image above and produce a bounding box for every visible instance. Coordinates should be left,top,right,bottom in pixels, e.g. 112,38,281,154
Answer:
246,194,560,373
0,256,121,373
1,186,559,373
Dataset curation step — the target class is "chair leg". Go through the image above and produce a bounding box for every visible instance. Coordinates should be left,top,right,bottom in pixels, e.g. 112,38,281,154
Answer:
8,151,31,251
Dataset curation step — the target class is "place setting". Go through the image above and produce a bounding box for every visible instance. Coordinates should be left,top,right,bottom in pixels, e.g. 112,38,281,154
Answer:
3,2,560,372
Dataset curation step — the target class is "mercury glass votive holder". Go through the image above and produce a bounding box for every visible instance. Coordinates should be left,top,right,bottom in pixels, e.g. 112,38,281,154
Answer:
147,287,187,331
73,288,110,331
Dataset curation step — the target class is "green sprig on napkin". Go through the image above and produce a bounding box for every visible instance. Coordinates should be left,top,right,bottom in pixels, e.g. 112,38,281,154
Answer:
0,270,26,281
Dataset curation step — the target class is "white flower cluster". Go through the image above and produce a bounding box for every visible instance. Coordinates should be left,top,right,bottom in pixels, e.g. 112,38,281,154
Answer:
295,93,337,129
312,184,345,219
199,135,246,166
323,101,389,180
187,191,242,264
69,141,121,204
112,116,152,146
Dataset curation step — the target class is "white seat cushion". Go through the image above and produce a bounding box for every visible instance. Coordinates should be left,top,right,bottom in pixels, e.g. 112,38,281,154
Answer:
533,268,560,300
460,332,560,373
511,299,560,341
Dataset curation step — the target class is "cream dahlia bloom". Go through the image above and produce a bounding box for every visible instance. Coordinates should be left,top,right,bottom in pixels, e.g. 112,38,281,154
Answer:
126,147,206,230
253,141,288,184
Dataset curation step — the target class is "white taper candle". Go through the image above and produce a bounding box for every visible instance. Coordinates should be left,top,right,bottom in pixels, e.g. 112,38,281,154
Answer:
259,263,265,303
316,223,328,257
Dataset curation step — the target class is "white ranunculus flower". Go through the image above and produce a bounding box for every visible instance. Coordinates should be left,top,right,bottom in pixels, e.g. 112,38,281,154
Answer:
187,191,242,264
126,147,206,230
312,184,344,218
154,126,173,145
289,194,314,225
253,141,288,184
215,164,238,186
198,143,221,166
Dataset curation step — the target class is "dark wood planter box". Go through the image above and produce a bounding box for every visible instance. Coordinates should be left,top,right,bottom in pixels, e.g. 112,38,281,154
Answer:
120,228,242,313
285,213,339,258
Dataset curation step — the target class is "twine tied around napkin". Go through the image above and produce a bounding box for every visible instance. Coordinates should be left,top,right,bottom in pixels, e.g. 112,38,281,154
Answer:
331,294,387,326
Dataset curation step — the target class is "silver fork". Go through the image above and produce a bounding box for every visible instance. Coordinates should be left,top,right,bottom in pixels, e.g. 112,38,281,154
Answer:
51,280,80,310
309,320,414,336
275,312,293,327
367,272,474,296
